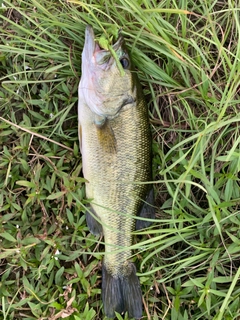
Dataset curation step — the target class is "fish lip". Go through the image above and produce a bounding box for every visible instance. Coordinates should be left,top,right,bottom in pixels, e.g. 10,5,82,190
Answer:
83,25,124,62
83,25,97,58
112,32,124,51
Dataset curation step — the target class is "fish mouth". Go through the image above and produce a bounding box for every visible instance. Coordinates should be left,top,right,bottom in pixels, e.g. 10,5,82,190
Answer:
83,25,123,67
83,25,96,58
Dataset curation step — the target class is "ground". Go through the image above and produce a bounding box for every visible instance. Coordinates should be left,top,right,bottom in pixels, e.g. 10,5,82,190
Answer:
0,0,240,319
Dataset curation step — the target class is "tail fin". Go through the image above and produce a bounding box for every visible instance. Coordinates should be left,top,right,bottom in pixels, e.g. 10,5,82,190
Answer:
102,263,142,319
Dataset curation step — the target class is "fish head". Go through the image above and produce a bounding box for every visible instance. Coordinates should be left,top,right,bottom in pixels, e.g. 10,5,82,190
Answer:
79,26,136,120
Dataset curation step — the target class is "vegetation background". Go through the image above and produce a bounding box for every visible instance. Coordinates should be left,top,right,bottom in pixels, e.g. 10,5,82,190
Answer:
0,0,240,319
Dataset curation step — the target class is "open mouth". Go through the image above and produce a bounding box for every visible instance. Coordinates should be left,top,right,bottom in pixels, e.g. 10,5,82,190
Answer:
83,25,123,68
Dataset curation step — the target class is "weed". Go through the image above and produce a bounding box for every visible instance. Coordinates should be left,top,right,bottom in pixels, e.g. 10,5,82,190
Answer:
0,0,240,319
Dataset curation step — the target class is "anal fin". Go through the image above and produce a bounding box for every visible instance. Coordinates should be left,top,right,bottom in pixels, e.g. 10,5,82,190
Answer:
136,188,155,230
86,205,103,235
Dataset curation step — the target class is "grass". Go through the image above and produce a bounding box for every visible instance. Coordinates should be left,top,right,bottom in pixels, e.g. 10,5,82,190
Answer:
0,0,240,319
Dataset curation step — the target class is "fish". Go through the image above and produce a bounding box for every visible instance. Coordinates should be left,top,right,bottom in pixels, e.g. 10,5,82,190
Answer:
78,25,154,319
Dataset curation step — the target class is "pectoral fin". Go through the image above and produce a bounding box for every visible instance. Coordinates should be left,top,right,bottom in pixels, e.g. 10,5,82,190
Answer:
96,119,116,154
94,114,106,127
136,188,155,230
78,123,82,153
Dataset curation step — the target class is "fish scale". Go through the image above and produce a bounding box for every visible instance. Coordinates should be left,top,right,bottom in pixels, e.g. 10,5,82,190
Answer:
78,25,153,319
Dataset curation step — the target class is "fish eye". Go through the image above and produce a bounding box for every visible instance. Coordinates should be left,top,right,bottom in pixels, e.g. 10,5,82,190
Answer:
120,57,129,69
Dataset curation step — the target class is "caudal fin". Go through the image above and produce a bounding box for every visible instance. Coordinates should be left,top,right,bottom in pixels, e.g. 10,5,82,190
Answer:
102,263,142,319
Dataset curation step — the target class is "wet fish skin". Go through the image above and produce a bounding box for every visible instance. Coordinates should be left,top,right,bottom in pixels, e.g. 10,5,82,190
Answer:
78,25,153,319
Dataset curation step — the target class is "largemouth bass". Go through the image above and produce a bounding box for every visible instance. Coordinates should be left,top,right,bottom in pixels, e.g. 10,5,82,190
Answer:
78,25,154,319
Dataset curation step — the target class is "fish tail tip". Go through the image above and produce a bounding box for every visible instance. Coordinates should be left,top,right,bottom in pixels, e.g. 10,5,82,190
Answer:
102,263,142,319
